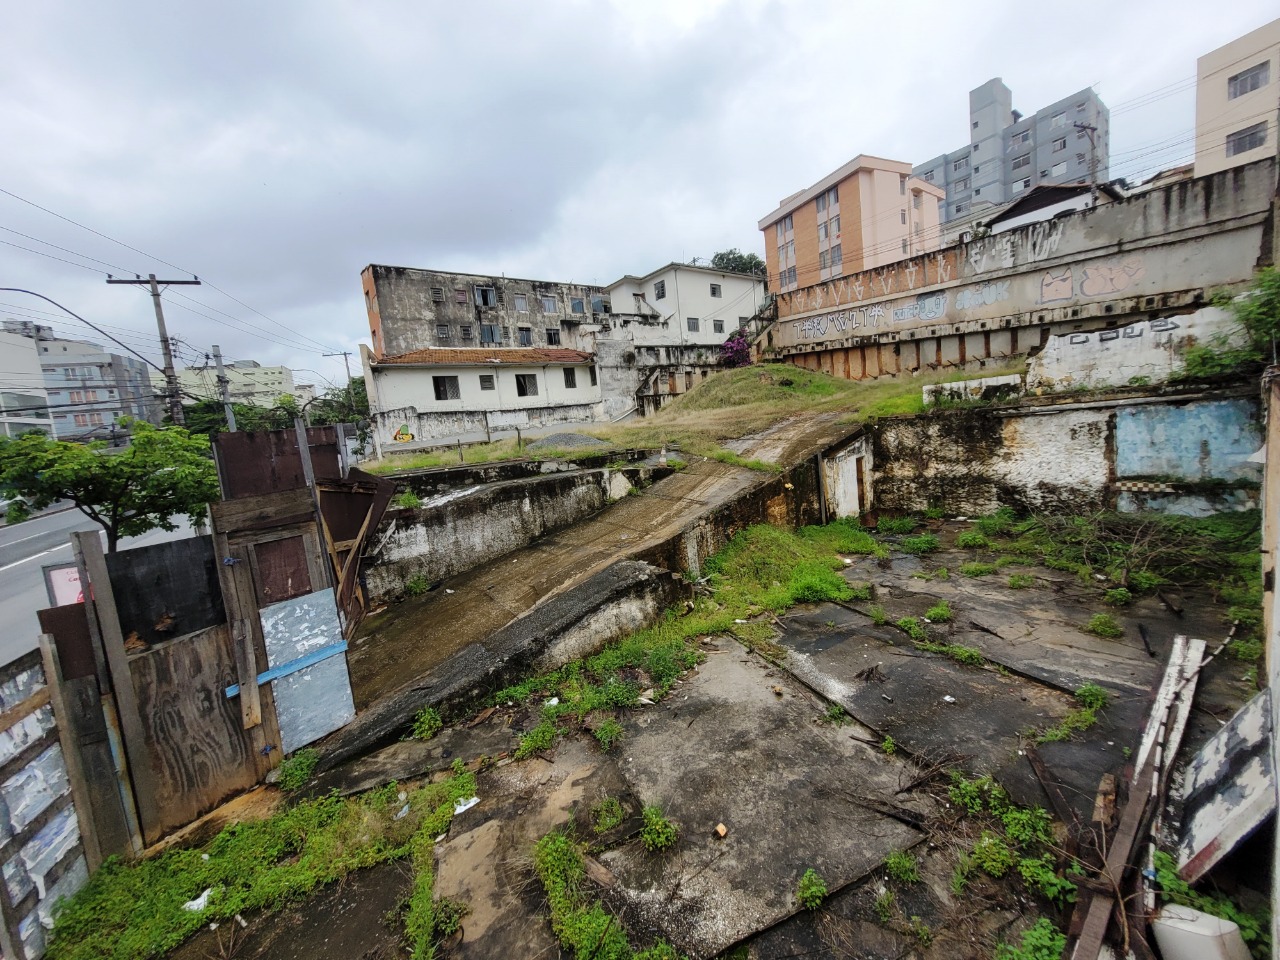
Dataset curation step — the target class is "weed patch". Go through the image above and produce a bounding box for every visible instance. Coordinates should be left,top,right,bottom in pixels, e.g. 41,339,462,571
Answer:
895,617,926,641
900,533,940,555
393,490,423,509
924,600,952,622
884,850,920,885
1154,850,1270,957
995,918,1067,960
1084,613,1123,638
593,717,624,752
1007,573,1036,589
960,562,998,577
276,748,319,792
956,531,990,549
640,805,678,853
877,516,917,535
917,641,985,666
405,575,430,597
412,706,443,741
1103,587,1132,606
592,798,626,834
797,868,827,909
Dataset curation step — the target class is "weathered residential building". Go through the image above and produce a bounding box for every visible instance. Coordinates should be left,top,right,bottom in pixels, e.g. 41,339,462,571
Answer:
0,330,51,438
1195,17,1280,177
177,359,297,408
362,265,602,359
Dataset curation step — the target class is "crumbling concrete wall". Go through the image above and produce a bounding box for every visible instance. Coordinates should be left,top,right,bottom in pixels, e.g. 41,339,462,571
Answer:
363,467,663,599
870,389,1262,516
374,399,600,448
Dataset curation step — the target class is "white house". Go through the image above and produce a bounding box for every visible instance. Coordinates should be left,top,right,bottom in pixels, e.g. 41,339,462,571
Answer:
363,345,601,456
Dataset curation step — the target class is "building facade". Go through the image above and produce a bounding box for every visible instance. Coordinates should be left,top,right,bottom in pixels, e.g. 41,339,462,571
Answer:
0,331,51,438
758,156,944,296
177,360,297,408
362,345,601,455
362,265,602,359
1195,17,1280,177
914,79,1110,223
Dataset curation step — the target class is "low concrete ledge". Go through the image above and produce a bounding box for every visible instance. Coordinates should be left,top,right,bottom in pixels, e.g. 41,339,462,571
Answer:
317,559,690,772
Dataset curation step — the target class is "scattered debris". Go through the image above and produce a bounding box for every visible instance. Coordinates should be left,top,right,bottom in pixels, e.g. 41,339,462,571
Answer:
715,823,728,838
183,888,214,912
453,796,480,815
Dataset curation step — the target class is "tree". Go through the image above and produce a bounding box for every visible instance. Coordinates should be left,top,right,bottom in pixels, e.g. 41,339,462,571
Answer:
720,329,753,368
710,249,768,283
0,419,220,552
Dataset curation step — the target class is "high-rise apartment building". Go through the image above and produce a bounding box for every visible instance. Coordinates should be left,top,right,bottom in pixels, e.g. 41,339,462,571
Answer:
1195,18,1279,177
757,156,945,295
177,359,297,408
914,79,1110,223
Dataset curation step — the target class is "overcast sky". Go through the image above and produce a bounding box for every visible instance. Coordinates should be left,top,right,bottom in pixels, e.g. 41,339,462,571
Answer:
1,1,1275,390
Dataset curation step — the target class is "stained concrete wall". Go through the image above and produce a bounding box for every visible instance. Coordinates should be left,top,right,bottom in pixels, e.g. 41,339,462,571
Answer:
870,390,1262,516
363,467,663,599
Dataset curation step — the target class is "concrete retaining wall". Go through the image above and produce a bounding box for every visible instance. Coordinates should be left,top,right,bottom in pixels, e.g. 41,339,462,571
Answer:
363,467,666,599
870,388,1262,517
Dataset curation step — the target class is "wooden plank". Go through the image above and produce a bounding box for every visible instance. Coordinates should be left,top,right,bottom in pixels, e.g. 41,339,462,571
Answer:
70,535,110,691
251,536,311,606
1025,746,1076,826
214,531,261,730
60,673,135,860
36,603,96,682
127,624,259,841
75,532,163,845
228,544,282,778
0,688,50,736
209,488,314,532
303,526,333,596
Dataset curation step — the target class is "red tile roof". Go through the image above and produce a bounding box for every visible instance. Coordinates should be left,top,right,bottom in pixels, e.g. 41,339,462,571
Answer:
378,347,594,366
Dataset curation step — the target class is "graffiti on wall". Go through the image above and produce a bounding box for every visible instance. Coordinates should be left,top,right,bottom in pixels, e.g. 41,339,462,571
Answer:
392,424,415,443
791,277,1013,342
793,304,889,340
954,280,1011,310
783,250,960,316
1038,255,1146,304
1062,317,1180,347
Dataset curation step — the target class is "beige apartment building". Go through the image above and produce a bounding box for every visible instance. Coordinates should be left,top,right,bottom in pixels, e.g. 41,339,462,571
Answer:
1195,17,1280,176
758,156,944,295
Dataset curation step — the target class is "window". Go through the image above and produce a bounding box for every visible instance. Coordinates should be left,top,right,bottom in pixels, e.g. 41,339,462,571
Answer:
515,374,538,397
900,209,907,224
955,202,968,214
830,244,841,268
819,249,829,269
1051,161,1067,176
774,213,793,241
654,280,666,300
899,174,907,194
518,327,533,346
481,323,502,343
1228,62,1269,100
786,266,797,286
902,238,909,254
1076,101,1086,112
431,286,445,302
1227,122,1268,157
1051,111,1066,128
436,323,450,340
709,283,722,298
971,143,979,153
973,120,980,129
1077,152,1087,164
923,170,935,182
817,221,828,241
563,368,577,389
713,318,724,334
570,297,585,314
476,286,497,307
69,390,83,402
955,176,970,190
687,317,699,332
1014,130,1031,145
589,366,597,386
454,288,467,304
432,376,461,401
514,294,528,312
973,165,979,174
830,214,839,234
1052,137,1067,152
974,188,981,196
479,374,495,391
1012,154,1030,171
74,414,87,427
815,185,838,213
461,324,473,340
546,328,561,345
953,157,968,172
540,295,557,312
1078,128,1088,139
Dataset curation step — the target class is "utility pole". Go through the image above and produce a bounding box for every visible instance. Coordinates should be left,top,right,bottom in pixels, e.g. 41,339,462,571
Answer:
1074,122,1099,206
324,350,354,385
211,344,237,432
106,273,201,425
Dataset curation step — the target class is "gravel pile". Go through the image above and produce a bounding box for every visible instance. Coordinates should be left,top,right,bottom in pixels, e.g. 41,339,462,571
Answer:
525,432,610,452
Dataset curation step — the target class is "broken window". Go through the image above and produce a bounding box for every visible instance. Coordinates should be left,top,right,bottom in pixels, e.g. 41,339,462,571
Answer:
654,280,666,300
432,376,461,401
475,286,497,307
479,374,495,391
540,295,557,313
435,323,450,340
514,294,528,312
518,327,533,346
571,297,585,314
460,324,473,340
563,368,577,389
515,374,538,397
546,328,562,345
480,323,501,344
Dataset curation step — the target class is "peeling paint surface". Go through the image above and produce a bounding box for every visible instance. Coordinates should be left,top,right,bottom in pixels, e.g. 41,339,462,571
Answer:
260,589,356,755
1,744,69,833
1115,399,1262,482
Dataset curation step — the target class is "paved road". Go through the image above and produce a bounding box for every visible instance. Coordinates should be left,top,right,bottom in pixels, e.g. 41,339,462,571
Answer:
0,508,194,665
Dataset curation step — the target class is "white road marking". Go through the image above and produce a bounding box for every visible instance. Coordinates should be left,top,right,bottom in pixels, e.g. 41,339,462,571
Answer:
0,544,71,573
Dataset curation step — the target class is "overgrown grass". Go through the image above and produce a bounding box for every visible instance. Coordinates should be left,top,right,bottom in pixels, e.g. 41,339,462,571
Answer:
276,748,319,792
48,767,477,960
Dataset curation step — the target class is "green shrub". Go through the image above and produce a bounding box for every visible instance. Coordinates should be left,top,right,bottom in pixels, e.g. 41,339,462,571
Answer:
640,805,678,853
393,490,423,509
900,534,940,555
847,582,873,601
884,850,920,885
824,704,848,725
276,748,320,792
1084,613,1123,638
404,574,430,597
796,868,827,909
994,918,1067,960
1001,806,1053,847
924,600,952,622
949,774,1008,816
1153,850,1270,956
412,706,443,741
878,516,918,535
1231,638,1264,662
956,531,990,549
1103,587,1132,606
924,506,945,520
515,718,559,759
974,507,1017,537
960,562,998,577
1007,574,1036,589
1074,683,1109,711
593,717,624,752
895,617,926,641
881,735,896,755
972,831,1015,877
869,604,888,625
1037,708,1099,744
1017,855,1077,904
591,798,625,834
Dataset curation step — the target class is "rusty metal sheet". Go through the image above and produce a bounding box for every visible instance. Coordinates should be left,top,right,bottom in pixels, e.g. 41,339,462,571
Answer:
253,537,312,606
259,589,355,754
213,426,344,500
36,605,95,683
104,535,224,647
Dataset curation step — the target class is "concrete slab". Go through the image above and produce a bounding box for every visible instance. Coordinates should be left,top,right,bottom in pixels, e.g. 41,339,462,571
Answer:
598,638,925,958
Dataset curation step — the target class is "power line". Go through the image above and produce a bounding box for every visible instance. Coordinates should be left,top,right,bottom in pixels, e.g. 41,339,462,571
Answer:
0,289,167,376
